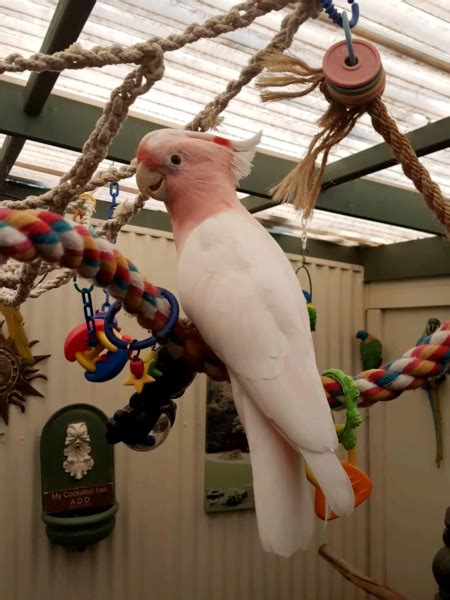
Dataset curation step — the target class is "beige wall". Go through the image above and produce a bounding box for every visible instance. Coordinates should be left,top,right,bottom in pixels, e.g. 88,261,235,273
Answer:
366,276,450,599
0,224,369,600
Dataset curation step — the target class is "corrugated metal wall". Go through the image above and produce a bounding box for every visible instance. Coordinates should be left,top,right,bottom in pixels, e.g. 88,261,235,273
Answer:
0,225,367,600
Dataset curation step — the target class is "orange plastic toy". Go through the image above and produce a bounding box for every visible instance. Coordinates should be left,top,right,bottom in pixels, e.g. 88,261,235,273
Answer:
306,423,372,521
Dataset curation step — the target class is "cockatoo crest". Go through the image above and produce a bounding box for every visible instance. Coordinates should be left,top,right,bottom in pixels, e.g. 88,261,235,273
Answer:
182,130,262,183
136,129,262,197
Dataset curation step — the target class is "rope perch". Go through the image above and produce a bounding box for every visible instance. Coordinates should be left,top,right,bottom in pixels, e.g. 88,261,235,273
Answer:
258,47,450,233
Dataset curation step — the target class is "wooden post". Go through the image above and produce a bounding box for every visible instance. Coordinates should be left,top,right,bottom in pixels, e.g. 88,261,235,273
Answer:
432,508,450,600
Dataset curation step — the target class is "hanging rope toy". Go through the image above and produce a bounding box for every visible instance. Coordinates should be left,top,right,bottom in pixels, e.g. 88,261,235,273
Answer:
257,5,450,232
70,192,97,224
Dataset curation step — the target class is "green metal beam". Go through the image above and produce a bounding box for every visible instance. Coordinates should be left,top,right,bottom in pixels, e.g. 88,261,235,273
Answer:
5,177,450,281
241,196,280,214
0,79,156,161
0,0,96,184
0,137,27,182
0,79,445,234
23,0,97,115
243,177,445,235
322,117,450,190
362,236,450,282
318,179,445,235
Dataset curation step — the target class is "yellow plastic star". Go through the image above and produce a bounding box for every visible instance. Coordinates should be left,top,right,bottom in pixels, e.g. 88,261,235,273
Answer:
123,371,155,394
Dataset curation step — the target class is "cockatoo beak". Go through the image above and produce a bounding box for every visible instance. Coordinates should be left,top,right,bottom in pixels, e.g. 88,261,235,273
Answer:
136,162,166,201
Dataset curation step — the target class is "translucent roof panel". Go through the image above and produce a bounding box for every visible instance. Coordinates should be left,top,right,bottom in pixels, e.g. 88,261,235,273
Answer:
256,203,433,247
0,0,448,244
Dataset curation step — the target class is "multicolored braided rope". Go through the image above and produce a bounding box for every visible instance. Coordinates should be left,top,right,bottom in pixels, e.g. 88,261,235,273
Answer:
0,208,449,405
0,208,228,380
325,324,450,409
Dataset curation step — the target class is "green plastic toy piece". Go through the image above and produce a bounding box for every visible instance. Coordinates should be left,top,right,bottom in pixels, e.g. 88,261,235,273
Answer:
307,304,317,332
322,368,361,451
148,358,162,378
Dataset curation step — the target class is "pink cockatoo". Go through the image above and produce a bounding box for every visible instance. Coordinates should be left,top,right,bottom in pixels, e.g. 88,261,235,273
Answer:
135,129,354,557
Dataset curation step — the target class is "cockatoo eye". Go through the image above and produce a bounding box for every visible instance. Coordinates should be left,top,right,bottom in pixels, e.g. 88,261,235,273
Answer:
170,154,181,165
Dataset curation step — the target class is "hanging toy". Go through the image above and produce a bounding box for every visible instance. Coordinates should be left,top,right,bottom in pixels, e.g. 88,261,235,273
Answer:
106,347,196,451
258,1,449,240
303,290,317,333
70,192,97,224
321,11,384,106
64,280,131,382
102,292,179,392
123,350,161,394
306,368,371,520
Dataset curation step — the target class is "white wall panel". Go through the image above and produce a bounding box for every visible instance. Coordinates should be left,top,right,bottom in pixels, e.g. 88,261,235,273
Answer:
365,276,450,599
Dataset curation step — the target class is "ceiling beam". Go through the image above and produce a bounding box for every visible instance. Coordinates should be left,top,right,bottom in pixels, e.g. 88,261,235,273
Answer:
0,137,27,183
241,196,280,214
3,177,450,281
322,117,450,190
318,179,445,235
0,80,445,234
0,0,96,183
362,236,450,282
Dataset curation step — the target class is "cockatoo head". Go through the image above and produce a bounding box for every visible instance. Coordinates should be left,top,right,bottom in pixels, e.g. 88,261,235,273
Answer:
135,129,262,204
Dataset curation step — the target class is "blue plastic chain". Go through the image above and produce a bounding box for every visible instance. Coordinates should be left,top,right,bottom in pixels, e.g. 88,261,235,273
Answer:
73,278,98,347
100,181,120,310
320,0,359,28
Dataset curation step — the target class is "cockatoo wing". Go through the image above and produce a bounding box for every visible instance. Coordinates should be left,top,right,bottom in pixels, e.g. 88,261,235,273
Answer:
178,210,336,451
177,210,354,526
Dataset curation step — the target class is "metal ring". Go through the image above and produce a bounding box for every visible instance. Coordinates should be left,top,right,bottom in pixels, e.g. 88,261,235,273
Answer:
103,288,179,351
295,263,313,299
73,275,94,294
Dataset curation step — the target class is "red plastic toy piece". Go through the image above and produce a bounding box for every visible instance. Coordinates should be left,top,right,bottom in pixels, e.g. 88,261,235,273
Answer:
129,357,145,378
